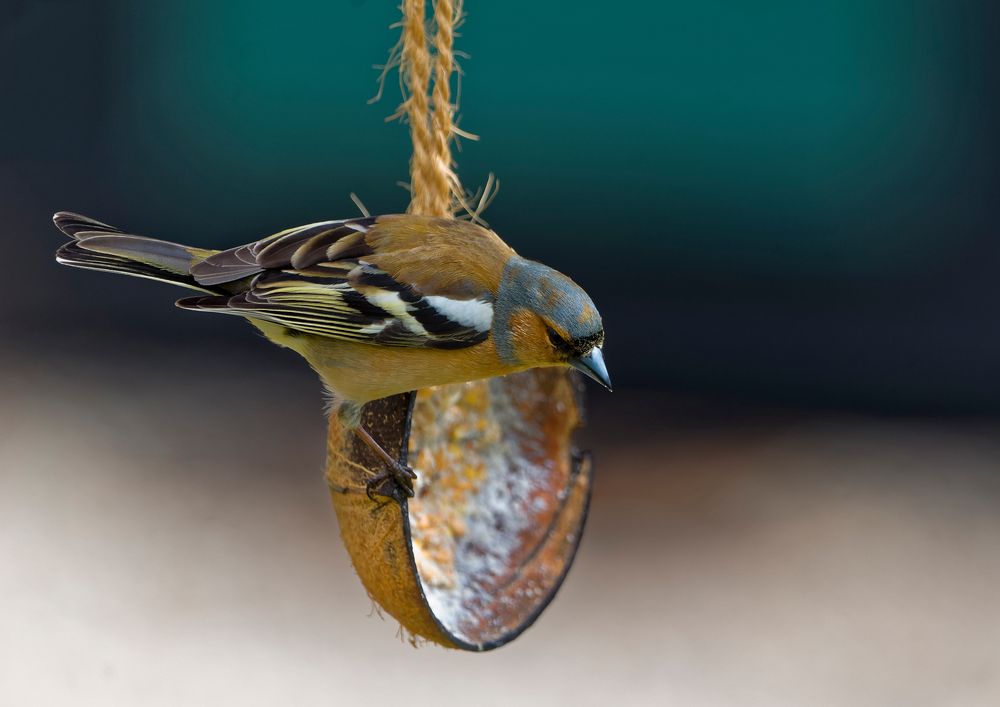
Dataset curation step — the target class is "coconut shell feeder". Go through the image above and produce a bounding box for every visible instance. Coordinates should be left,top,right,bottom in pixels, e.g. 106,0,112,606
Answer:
325,0,596,650
327,372,592,650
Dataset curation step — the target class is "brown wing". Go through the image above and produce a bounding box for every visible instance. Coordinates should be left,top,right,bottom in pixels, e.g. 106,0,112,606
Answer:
363,215,516,298
179,215,498,349
190,218,378,286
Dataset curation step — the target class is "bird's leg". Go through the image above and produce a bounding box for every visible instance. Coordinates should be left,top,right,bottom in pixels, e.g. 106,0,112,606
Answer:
337,401,417,500
353,425,417,499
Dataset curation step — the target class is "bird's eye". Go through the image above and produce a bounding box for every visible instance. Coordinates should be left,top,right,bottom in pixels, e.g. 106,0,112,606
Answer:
546,326,569,353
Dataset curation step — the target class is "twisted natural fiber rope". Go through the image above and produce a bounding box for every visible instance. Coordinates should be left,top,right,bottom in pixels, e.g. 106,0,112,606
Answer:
429,0,457,215
401,0,460,217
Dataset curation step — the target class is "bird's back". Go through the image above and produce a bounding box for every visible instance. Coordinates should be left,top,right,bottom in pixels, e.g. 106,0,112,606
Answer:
363,215,516,298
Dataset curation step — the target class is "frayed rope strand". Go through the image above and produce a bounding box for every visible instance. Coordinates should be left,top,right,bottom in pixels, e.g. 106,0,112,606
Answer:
400,0,442,216
429,0,459,217
372,0,491,221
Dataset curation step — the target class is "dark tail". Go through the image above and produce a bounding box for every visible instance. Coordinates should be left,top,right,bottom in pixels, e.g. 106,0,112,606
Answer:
54,212,216,293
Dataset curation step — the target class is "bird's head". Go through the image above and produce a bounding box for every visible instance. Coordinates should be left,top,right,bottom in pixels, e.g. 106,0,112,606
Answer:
495,257,611,390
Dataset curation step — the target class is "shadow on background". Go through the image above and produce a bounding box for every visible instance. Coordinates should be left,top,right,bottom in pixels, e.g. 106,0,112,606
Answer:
2,1,1000,704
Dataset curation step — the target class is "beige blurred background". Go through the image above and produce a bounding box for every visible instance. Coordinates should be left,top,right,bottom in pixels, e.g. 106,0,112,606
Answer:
3,351,1000,706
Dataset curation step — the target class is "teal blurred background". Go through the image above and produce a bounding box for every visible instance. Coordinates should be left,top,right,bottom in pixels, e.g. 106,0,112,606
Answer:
4,0,999,410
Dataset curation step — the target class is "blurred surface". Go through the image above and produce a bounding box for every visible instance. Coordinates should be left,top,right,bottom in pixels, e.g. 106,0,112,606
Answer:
3,356,1000,705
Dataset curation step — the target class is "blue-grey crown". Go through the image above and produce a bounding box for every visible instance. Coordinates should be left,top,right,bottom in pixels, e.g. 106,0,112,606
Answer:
494,256,603,363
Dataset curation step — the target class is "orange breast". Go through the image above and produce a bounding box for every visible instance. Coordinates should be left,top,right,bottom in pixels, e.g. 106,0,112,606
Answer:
299,336,530,404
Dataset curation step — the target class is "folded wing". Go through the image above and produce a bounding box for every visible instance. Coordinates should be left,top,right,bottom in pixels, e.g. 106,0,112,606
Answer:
179,216,494,349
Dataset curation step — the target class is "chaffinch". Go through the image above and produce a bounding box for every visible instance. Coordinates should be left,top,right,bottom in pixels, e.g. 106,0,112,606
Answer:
54,212,610,497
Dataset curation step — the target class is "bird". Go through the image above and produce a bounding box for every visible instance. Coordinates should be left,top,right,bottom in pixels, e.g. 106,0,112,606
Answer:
54,211,610,498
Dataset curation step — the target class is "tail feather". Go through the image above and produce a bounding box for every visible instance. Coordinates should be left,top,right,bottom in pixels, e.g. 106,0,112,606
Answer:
55,241,213,292
75,234,200,276
53,211,121,239
53,212,216,293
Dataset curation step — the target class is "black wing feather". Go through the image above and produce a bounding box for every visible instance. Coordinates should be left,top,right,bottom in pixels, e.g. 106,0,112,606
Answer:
179,217,490,349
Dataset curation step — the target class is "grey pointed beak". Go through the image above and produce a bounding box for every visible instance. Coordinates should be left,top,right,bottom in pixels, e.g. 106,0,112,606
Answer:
570,347,612,391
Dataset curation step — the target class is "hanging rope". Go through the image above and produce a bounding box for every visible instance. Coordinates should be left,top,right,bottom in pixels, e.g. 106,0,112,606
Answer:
429,0,457,211
400,0,460,217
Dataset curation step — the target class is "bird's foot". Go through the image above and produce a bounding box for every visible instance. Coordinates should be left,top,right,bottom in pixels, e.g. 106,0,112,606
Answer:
365,461,417,501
